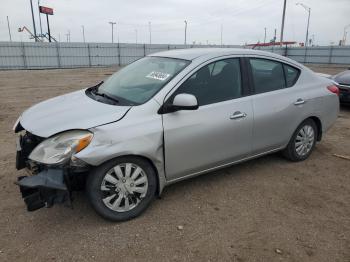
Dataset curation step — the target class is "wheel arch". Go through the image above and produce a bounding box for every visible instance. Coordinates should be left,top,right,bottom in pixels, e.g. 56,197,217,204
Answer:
308,116,322,141
98,154,163,196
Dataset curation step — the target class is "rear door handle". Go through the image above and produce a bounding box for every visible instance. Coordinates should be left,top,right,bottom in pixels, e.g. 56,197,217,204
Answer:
230,111,247,120
294,98,305,105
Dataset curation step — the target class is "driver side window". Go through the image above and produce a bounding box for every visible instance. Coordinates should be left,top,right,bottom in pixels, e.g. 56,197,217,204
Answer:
173,58,242,106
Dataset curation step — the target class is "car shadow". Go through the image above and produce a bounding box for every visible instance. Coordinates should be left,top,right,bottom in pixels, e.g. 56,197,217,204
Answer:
28,152,287,225
340,103,350,112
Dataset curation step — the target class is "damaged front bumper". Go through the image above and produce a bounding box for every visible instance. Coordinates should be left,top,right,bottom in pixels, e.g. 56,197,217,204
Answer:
16,169,71,211
15,130,90,212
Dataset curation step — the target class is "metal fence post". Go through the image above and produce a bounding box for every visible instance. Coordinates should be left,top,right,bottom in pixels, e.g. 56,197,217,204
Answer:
56,42,61,68
328,46,333,64
21,42,27,69
87,44,92,67
284,45,288,57
118,43,121,66
168,45,170,50
143,44,146,57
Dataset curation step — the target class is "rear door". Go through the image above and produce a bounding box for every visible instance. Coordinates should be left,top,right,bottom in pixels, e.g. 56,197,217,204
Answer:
162,58,254,181
247,57,308,154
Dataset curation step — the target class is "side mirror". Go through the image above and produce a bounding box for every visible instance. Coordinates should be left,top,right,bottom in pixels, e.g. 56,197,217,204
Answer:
161,93,199,113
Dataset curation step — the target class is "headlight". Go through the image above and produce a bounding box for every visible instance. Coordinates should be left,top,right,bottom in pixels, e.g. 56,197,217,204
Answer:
29,130,93,165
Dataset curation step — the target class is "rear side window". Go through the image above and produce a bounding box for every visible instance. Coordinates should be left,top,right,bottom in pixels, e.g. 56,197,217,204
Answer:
249,59,286,94
283,64,300,87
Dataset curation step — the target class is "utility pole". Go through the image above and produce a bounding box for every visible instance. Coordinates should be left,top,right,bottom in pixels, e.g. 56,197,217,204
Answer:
149,21,152,45
274,28,277,43
184,20,187,45
38,0,43,39
220,24,223,46
82,25,85,43
30,0,38,41
46,13,51,42
135,29,138,44
109,21,116,43
342,24,350,46
66,30,71,42
280,0,287,45
115,21,118,43
263,27,267,44
6,16,12,41
117,22,120,43
296,2,311,47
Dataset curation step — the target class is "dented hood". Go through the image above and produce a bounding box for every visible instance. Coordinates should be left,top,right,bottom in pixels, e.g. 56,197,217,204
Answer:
20,89,131,138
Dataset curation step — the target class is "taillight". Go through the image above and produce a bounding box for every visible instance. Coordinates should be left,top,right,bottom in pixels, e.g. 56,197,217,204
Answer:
327,85,339,96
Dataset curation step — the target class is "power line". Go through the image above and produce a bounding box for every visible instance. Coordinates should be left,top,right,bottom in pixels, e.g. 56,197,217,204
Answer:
114,0,277,34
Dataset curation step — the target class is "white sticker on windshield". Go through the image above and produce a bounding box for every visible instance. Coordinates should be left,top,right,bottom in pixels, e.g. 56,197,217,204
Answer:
146,71,171,81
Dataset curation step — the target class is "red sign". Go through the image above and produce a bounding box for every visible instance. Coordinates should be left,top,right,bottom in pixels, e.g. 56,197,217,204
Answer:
39,6,54,15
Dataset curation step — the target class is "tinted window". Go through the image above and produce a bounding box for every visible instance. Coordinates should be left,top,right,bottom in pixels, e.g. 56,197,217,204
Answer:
284,64,300,87
173,58,242,106
249,59,286,94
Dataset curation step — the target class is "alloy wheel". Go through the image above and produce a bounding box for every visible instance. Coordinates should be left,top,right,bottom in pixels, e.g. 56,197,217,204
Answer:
295,125,315,157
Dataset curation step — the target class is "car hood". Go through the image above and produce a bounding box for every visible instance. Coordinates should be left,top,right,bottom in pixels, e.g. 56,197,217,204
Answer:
20,89,131,138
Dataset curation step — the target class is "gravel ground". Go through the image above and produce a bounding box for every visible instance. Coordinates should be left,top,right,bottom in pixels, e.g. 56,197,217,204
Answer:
0,65,349,262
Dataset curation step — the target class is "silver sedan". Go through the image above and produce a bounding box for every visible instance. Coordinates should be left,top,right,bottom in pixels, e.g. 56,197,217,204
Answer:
14,48,339,221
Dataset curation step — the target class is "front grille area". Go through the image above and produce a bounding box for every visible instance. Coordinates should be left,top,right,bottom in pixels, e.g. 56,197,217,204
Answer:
16,130,44,170
21,131,44,154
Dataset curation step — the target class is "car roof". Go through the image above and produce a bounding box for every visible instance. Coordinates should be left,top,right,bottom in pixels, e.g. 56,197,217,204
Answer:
149,48,280,61
149,48,306,70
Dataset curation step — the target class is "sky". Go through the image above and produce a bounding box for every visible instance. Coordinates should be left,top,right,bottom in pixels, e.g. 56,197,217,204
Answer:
0,0,349,46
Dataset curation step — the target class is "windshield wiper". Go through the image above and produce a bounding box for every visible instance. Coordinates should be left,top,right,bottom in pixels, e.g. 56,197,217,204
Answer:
93,89,119,104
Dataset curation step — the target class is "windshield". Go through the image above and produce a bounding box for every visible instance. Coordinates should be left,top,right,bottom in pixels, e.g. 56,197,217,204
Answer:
98,57,190,105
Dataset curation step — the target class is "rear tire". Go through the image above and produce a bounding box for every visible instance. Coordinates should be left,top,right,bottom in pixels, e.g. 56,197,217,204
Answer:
86,156,157,222
282,119,317,162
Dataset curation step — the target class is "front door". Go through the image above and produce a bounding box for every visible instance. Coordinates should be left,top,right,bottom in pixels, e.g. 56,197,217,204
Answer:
162,58,254,181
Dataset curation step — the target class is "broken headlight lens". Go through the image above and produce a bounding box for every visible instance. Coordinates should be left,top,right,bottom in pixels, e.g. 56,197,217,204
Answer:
29,130,93,165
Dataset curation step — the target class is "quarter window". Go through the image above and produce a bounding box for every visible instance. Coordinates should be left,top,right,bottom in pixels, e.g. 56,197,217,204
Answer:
284,64,300,87
249,59,286,94
173,58,242,106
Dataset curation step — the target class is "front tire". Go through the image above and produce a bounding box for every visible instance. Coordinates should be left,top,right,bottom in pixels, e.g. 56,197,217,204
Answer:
282,119,317,162
86,156,157,221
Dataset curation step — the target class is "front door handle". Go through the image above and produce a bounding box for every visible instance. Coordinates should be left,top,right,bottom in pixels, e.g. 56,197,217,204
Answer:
294,98,305,105
230,111,247,120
